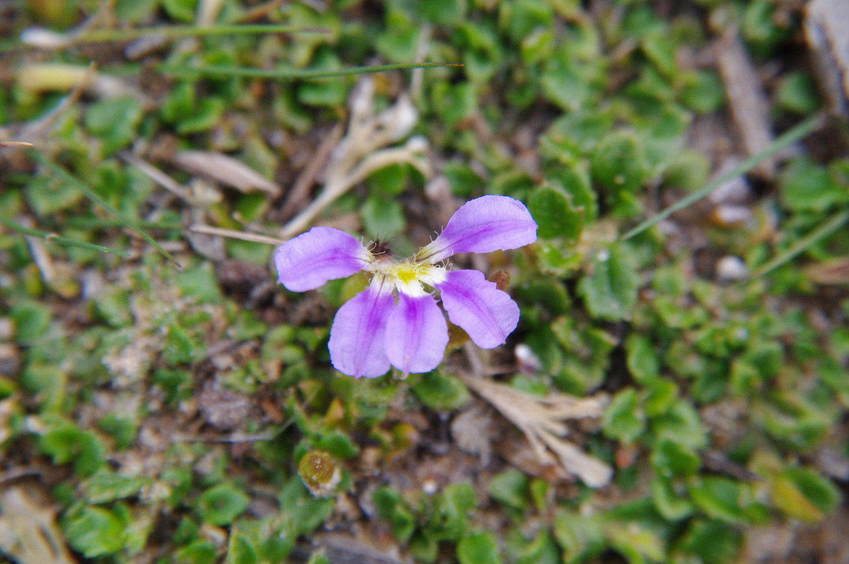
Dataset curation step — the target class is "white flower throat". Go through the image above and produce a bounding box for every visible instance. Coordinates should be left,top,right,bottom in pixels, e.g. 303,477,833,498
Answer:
363,252,447,298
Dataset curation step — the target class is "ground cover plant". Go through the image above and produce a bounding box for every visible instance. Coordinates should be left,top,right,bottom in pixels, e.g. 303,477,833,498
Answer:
1,0,848,562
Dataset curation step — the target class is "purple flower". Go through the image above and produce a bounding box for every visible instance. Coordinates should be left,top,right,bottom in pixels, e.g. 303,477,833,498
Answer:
274,195,537,378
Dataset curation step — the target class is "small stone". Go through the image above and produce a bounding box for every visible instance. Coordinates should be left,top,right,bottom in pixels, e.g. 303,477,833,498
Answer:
716,256,749,282
711,204,752,227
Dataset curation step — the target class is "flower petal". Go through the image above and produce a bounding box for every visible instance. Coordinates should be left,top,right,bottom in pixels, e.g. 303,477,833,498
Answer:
274,227,369,292
385,294,448,374
328,286,392,378
437,270,520,349
423,195,537,261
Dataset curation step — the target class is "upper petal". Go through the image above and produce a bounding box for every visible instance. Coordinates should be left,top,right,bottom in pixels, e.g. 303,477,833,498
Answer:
422,195,537,262
385,294,448,374
328,285,393,378
274,226,369,292
437,269,520,349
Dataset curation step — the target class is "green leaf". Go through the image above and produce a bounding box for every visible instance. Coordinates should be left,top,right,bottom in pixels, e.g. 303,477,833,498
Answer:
652,400,707,449
578,244,639,321
163,323,203,365
63,506,126,557
279,477,335,537
26,174,84,215
552,511,604,564
546,165,598,221
534,241,582,277
361,196,405,240
742,0,789,55
412,371,470,411
780,158,848,212
175,539,218,563
376,9,420,63
39,424,105,477
771,467,841,522
368,164,410,197
651,475,693,521
776,72,819,115
690,477,749,524
641,32,678,77
373,487,416,543
197,484,250,526
92,289,132,328
11,301,52,344
82,471,150,504
541,60,593,112
314,430,360,459
443,162,485,198
176,262,223,303
680,69,724,114
602,388,645,443
625,334,659,383
431,81,476,126
488,469,529,510
97,414,137,449
521,28,555,65
84,98,143,155
528,185,584,241
541,111,614,158
227,534,259,564
457,532,502,564
410,533,439,563
651,439,700,477
162,0,197,22
298,78,348,107
161,82,225,134
663,149,710,191
416,0,467,25
426,483,477,541
590,131,650,194
677,519,742,564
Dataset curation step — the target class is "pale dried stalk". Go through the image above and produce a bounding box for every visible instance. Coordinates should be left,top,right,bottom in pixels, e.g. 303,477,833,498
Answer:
189,225,285,246
280,77,429,239
461,373,613,487
280,123,344,219
461,345,613,487
122,153,194,203
0,488,75,564
806,0,849,117
716,31,775,178
0,68,90,154
172,150,282,195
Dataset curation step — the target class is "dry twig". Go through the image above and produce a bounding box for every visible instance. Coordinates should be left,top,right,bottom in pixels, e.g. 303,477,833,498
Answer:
172,150,282,196
715,31,775,178
460,346,613,487
279,77,429,239
0,488,75,564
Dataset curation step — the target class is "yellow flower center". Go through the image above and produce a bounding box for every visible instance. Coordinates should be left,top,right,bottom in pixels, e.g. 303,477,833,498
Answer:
367,259,446,297
392,263,426,284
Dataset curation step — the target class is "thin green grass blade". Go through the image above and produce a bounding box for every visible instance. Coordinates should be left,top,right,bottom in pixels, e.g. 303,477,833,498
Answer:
35,154,181,268
159,62,462,80
75,24,330,43
2,24,328,53
748,209,849,280
621,113,825,241
1,217,129,256
67,217,183,231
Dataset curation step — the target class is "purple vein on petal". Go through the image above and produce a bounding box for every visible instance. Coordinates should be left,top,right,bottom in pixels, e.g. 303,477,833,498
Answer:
437,269,520,349
328,284,392,378
385,293,448,374
274,226,369,292
423,195,537,262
